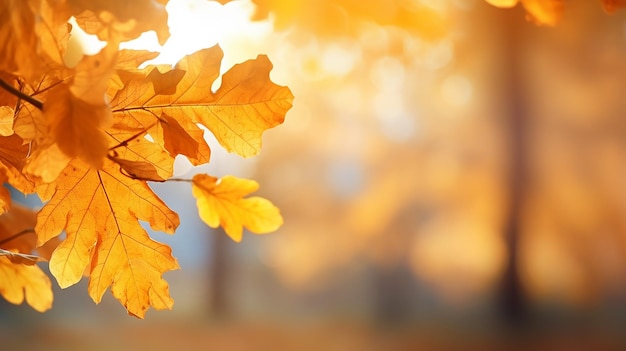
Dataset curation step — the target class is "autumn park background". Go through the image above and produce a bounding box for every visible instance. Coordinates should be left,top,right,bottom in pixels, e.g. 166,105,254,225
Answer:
3,0,626,349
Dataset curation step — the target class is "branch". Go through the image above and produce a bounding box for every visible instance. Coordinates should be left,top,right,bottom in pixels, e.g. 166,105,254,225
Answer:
0,228,36,246
0,78,44,110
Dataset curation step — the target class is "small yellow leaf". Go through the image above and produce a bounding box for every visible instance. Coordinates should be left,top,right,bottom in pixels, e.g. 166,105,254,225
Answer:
0,257,53,312
192,174,283,242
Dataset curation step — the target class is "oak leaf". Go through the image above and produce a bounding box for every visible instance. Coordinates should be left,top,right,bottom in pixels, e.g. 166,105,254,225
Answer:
192,174,283,242
36,158,180,318
111,45,293,159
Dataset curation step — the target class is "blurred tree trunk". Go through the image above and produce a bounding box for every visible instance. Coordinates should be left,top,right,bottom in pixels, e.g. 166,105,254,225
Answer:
497,7,528,327
208,230,230,319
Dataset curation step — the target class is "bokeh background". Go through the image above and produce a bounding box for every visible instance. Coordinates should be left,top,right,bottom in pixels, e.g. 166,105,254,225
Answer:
3,0,626,349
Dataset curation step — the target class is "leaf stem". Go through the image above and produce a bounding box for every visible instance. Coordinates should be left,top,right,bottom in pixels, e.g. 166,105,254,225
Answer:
167,178,192,182
0,79,43,110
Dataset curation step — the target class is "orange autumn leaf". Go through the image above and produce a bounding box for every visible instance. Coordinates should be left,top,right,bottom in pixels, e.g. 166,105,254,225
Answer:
192,174,283,242
0,0,70,83
36,158,180,318
111,45,293,159
0,204,53,312
44,47,116,170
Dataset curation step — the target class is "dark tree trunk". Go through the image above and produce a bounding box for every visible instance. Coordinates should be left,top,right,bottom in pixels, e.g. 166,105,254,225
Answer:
497,8,528,327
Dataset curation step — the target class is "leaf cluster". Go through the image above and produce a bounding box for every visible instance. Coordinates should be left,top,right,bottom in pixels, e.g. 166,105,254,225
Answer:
0,0,292,317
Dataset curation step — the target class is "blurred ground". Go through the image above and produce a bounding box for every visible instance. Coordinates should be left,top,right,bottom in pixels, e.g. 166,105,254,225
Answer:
2,320,626,351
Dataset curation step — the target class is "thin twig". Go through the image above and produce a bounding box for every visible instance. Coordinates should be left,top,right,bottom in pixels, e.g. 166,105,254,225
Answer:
0,79,43,110
0,228,36,247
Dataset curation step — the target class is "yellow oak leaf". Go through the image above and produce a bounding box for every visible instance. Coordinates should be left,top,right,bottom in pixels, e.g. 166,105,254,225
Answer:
36,158,180,318
192,174,283,242
0,204,53,312
110,45,293,159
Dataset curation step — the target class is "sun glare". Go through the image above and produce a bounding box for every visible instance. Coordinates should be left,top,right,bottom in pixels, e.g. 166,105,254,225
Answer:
71,0,272,70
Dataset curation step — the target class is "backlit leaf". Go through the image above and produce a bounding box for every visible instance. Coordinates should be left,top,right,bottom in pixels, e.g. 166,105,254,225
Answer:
111,45,293,159
192,174,283,242
36,158,180,317
0,258,52,312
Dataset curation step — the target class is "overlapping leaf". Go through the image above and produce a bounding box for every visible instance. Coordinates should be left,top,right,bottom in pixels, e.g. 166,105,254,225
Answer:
192,174,283,242
111,45,294,159
0,0,292,317
0,0,69,83
36,158,180,318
